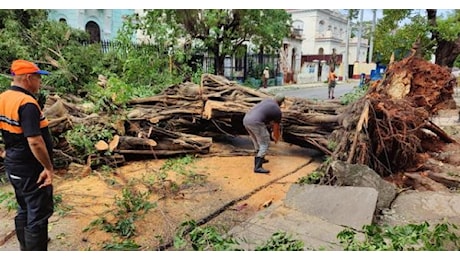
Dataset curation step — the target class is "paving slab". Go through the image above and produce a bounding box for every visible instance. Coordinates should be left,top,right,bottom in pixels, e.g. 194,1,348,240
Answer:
284,184,378,230
228,202,346,251
379,190,460,227
229,184,378,250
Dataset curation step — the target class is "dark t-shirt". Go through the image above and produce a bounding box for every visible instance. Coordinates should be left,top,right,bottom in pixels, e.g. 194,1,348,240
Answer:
0,87,54,177
243,98,282,126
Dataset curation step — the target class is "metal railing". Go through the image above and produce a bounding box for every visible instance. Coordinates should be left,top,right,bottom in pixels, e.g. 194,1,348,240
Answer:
81,40,279,81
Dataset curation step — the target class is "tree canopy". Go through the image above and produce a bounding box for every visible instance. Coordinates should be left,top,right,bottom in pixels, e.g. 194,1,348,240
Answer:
373,9,460,68
129,9,292,75
0,9,185,96
0,9,104,93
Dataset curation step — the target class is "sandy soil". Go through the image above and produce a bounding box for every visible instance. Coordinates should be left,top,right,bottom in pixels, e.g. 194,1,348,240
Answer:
0,137,322,251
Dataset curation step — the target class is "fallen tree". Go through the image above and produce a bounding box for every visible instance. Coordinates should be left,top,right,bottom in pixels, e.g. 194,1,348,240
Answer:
125,74,343,153
2,54,458,191
39,72,344,170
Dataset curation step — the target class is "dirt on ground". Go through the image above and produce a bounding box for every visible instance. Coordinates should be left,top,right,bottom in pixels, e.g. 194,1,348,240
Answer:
0,136,323,251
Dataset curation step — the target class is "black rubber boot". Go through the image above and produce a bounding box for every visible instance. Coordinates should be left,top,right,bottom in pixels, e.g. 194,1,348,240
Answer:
14,218,27,251
255,150,269,164
254,157,270,174
24,226,48,251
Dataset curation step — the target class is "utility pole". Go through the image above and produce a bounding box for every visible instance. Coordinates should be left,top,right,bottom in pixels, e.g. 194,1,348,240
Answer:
356,9,364,62
369,9,377,63
344,10,351,82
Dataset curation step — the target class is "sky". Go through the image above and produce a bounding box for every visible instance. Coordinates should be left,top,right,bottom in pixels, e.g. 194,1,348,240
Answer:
357,9,455,22
360,10,383,22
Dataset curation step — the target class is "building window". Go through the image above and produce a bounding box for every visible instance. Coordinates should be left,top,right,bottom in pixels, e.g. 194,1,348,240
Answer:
318,48,324,55
59,18,67,24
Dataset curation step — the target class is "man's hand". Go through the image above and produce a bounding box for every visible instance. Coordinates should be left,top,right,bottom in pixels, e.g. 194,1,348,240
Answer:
27,135,54,188
37,169,53,188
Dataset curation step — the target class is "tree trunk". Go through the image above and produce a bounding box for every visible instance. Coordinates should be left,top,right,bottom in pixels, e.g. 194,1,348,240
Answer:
435,39,460,68
427,9,460,68
213,45,225,76
258,45,264,64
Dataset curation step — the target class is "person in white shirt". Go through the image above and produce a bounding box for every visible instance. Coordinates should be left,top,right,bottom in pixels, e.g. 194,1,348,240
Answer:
262,67,269,88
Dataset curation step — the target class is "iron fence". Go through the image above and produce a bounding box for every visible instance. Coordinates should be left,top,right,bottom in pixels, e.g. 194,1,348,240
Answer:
82,40,279,82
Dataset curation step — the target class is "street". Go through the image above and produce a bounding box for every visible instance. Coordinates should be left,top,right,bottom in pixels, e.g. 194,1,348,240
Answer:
263,80,360,100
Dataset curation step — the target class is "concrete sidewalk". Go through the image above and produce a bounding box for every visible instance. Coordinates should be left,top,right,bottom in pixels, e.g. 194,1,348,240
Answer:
229,183,460,251
229,184,377,250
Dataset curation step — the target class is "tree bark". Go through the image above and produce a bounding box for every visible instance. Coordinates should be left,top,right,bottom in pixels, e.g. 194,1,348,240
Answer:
427,9,460,68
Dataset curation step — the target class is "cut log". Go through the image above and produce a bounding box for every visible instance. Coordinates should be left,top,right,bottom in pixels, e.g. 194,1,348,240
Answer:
109,135,120,152
48,116,72,134
95,140,109,151
43,99,68,119
202,100,251,120
117,136,158,151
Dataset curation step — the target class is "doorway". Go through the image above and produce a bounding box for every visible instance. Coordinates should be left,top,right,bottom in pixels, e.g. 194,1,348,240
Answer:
85,21,101,43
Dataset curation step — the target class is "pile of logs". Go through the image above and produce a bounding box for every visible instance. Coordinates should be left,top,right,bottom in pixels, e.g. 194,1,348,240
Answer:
128,74,344,154
41,73,345,168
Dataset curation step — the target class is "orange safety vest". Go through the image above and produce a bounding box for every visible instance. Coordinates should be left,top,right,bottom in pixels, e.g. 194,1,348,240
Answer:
0,89,48,134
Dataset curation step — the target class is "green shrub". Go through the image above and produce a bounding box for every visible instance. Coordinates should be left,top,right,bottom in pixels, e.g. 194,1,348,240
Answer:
65,124,114,158
255,231,304,251
337,221,460,251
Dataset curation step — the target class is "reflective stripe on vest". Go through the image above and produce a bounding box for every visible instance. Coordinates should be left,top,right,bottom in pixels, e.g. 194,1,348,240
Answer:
0,89,48,134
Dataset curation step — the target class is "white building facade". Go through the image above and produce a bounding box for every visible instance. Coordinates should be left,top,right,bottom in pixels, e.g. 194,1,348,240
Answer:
286,9,370,83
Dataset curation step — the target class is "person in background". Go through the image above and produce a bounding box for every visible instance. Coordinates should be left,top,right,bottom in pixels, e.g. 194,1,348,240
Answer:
243,93,285,174
262,66,270,88
0,59,54,251
328,67,338,99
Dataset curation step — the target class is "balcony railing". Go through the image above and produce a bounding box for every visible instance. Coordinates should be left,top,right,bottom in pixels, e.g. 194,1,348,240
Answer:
291,28,303,39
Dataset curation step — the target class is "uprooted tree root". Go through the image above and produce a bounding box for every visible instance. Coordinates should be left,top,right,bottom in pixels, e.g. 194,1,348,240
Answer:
320,55,458,190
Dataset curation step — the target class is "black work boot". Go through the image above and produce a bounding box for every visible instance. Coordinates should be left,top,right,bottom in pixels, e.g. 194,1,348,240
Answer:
255,150,269,164
24,226,48,251
14,218,27,251
254,157,270,174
